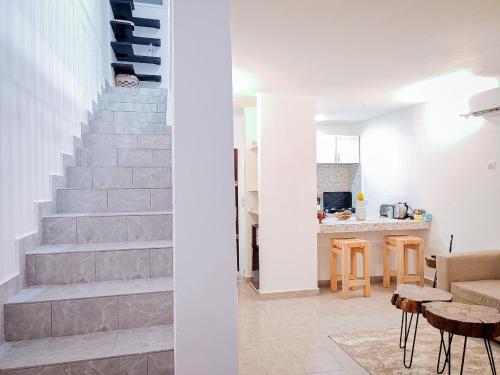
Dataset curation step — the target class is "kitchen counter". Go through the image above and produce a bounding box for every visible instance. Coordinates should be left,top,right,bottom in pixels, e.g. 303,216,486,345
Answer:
319,216,431,233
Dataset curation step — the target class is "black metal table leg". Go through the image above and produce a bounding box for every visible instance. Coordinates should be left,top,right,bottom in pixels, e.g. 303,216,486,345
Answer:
432,271,437,288
400,312,419,368
460,336,468,374
437,333,490,375
484,338,497,375
399,311,413,349
437,330,453,374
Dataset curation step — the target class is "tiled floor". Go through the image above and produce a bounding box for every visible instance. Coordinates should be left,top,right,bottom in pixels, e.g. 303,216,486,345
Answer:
238,280,401,375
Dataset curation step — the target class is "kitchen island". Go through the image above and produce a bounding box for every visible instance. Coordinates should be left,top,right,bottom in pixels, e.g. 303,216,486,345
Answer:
319,216,431,233
317,216,432,285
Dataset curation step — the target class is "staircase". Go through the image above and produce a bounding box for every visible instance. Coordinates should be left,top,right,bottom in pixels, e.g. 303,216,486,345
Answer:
0,87,174,374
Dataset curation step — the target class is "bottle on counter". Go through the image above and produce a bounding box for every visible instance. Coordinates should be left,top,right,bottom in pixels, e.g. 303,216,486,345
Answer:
355,192,367,221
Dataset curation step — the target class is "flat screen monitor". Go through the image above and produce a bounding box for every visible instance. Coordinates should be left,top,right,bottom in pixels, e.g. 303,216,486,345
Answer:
323,192,352,212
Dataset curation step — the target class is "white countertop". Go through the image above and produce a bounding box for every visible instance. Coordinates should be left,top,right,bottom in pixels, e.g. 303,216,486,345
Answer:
319,216,431,233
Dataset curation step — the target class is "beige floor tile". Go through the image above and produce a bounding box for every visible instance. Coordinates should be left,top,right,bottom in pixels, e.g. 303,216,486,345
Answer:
260,353,306,375
238,280,394,375
295,351,344,373
240,361,268,375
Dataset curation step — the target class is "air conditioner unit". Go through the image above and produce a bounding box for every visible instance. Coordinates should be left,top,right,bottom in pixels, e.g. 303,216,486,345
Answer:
462,87,500,118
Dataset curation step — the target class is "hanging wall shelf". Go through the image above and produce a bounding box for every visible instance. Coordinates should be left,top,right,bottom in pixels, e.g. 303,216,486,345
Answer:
111,42,161,65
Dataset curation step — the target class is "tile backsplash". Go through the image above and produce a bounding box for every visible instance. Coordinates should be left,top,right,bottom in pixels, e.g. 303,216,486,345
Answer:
317,164,362,207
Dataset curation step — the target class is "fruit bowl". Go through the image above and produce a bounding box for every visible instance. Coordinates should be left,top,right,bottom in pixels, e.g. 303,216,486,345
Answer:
334,210,352,221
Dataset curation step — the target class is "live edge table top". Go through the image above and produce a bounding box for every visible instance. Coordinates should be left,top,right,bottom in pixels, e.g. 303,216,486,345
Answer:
422,301,500,339
391,284,452,314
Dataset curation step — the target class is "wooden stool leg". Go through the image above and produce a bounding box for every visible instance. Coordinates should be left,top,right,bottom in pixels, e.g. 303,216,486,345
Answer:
341,246,350,299
330,249,338,293
363,244,371,297
417,243,424,286
383,245,390,288
396,242,405,285
403,245,409,281
350,250,357,280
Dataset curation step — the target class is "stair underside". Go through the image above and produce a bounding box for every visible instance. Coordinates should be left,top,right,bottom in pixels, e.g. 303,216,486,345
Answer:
0,325,173,372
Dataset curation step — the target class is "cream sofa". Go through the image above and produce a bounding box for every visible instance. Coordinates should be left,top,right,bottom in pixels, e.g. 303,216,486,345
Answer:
437,250,500,310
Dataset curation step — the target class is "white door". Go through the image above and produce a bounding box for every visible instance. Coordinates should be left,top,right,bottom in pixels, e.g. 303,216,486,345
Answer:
336,136,360,163
316,134,336,163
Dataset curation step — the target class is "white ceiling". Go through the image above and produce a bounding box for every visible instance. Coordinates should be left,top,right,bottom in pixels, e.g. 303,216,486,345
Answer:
229,0,500,122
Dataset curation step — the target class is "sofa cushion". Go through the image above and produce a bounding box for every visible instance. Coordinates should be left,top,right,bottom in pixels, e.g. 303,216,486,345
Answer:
451,280,500,310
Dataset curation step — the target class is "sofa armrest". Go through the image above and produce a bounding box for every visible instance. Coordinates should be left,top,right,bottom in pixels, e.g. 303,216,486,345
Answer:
437,250,500,292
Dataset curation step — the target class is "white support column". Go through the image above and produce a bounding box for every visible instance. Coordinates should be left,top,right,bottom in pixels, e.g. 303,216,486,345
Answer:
171,0,239,374
257,93,318,295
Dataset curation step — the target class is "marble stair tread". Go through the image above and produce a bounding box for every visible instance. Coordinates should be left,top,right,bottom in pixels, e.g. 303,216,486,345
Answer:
81,134,171,150
108,87,168,96
27,239,173,255
56,187,172,190
0,324,173,371
6,277,173,304
43,210,172,218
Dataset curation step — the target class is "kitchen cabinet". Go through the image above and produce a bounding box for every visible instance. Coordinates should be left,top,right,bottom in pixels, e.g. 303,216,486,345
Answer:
316,134,337,163
336,135,360,163
316,134,360,163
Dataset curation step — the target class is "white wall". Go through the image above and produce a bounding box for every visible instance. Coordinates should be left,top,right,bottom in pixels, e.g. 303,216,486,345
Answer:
350,90,500,278
0,0,112,285
414,97,500,258
258,93,318,294
358,108,418,216
171,0,239,373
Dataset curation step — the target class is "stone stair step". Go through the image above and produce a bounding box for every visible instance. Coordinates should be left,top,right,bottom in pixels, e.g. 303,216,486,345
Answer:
67,166,171,189
94,111,166,123
4,278,173,341
86,121,169,135
28,239,173,254
100,93,167,104
82,134,171,149
42,211,173,245
77,148,172,167
57,188,172,213
0,325,174,373
26,240,173,286
98,101,165,113
108,87,168,96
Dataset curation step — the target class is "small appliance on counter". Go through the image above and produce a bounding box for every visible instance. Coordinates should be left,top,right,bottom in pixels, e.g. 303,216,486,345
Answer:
394,202,411,219
380,204,395,218
379,202,412,219
323,192,355,214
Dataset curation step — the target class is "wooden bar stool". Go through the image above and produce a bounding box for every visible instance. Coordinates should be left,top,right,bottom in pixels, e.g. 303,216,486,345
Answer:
330,238,371,299
383,235,424,288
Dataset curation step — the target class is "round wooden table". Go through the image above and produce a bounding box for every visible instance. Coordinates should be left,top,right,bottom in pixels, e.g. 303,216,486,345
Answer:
423,302,500,375
391,284,452,368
